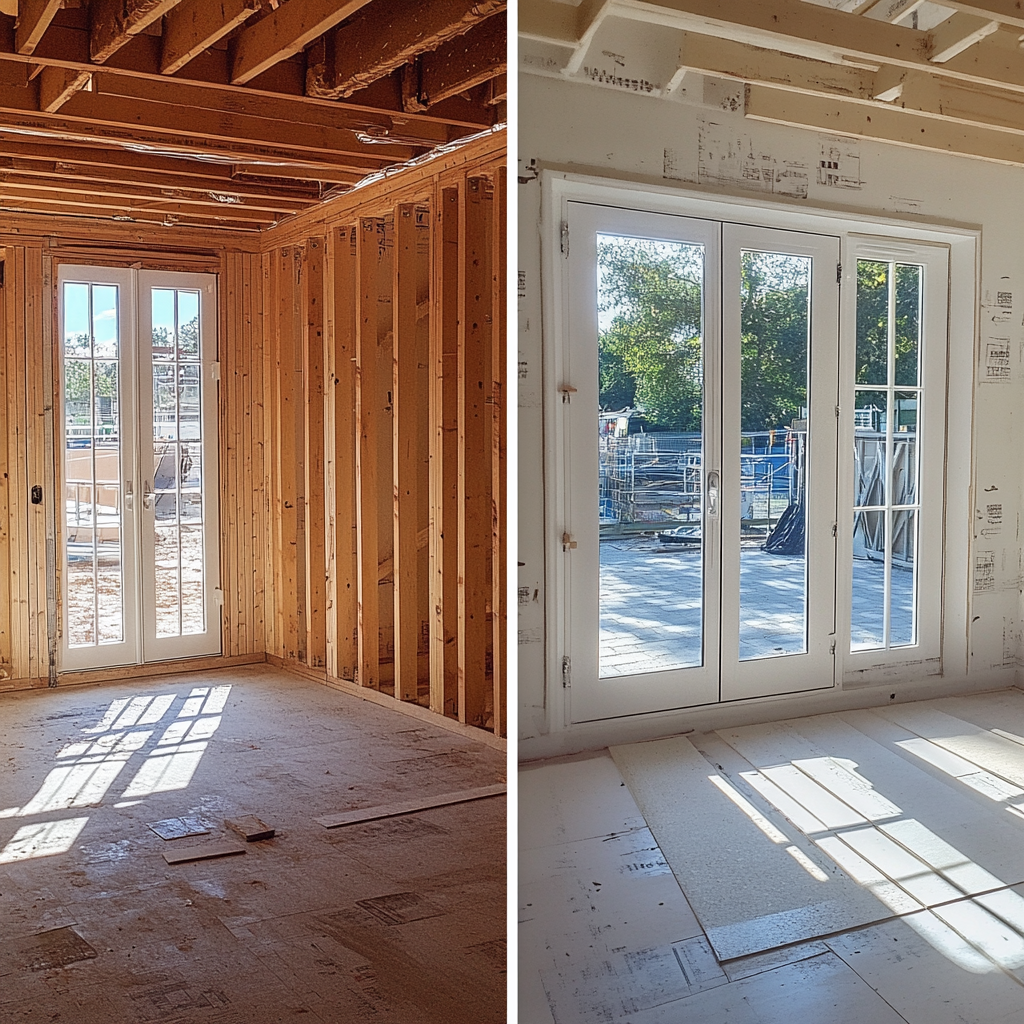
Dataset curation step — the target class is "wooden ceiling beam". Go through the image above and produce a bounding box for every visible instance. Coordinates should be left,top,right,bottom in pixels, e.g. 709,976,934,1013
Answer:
671,32,1024,141
0,166,311,214
90,0,182,63
0,132,332,188
928,11,998,62
0,18,492,131
0,153,319,206
403,11,506,112
15,0,62,55
0,90,403,172
92,71,452,146
0,186,274,226
934,0,1024,30
306,0,505,100
229,0,372,85
745,82,1024,167
608,0,1024,96
160,0,260,75
38,64,92,110
52,81,422,163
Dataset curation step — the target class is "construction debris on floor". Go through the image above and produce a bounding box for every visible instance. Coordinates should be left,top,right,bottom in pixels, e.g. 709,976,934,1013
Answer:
0,665,506,1023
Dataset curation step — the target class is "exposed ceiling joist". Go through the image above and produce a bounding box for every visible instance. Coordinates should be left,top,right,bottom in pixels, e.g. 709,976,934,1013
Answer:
859,0,926,24
927,11,998,62
15,0,62,55
0,0,506,230
38,64,91,110
90,0,181,63
306,0,504,100
229,0,372,85
746,82,1024,167
604,0,1024,96
564,0,614,76
403,10,506,112
160,0,260,75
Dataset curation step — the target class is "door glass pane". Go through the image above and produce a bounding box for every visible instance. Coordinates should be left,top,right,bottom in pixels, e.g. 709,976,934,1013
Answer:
891,509,918,646
63,282,124,647
596,233,705,677
738,250,810,661
150,288,206,638
852,259,925,652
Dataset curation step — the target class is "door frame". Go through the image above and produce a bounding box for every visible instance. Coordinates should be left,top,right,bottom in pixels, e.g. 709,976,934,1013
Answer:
540,171,977,738
57,264,222,671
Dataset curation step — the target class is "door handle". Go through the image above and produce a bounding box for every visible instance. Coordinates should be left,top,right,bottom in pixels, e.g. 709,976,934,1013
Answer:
707,471,720,519
143,481,155,510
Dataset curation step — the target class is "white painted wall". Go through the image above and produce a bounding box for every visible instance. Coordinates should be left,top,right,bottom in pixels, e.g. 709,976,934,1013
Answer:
519,70,1024,759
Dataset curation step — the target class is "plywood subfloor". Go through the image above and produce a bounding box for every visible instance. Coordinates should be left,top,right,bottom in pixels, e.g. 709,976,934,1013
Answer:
522,687,1024,1024
0,666,506,1023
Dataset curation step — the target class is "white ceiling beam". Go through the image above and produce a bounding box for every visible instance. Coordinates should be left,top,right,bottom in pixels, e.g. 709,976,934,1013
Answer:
564,0,615,75
611,0,1024,95
670,32,1024,140
928,11,999,61
746,81,1024,166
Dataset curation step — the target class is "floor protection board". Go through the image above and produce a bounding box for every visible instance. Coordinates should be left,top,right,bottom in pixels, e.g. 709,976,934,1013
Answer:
609,734,892,960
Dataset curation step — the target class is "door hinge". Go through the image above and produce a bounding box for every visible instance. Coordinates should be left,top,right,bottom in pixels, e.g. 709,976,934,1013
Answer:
562,655,571,687
832,522,837,538
830,640,837,656
211,361,221,382
560,220,569,257
558,383,577,404
837,262,842,284
835,404,840,419
561,531,578,551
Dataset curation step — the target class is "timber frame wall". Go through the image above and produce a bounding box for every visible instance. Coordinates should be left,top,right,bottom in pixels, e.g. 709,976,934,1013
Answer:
0,128,506,741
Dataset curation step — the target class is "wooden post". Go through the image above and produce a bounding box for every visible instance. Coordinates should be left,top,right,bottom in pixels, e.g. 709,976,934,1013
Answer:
430,186,461,718
332,225,359,681
492,167,506,738
303,236,327,671
393,205,419,702
355,218,380,690
0,251,10,677
458,177,493,728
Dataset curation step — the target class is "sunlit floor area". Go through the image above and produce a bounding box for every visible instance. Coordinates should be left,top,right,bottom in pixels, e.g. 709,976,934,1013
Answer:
601,540,914,674
0,666,505,1024
520,688,1024,1023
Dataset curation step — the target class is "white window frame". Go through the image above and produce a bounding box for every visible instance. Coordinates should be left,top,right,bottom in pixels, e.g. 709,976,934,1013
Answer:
540,171,976,737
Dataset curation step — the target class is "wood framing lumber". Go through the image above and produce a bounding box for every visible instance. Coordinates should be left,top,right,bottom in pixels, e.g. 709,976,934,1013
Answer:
306,0,505,99
161,0,261,75
859,0,925,22
225,815,275,841
564,0,613,76
745,82,1024,167
37,65,91,112
555,0,1024,97
392,205,420,703
90,0,182,64
928,12,998,62
674,32,1024,144
409,11,507,111
355,218,380,690
15,0,62,55
162,841,245,864
230,0,373,85
315,783,507,827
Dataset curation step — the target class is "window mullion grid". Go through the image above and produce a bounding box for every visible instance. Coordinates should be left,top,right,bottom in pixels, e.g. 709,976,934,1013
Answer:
883,263,897,650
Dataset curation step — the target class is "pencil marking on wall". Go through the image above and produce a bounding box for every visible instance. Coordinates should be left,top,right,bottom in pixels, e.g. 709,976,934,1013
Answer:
817,136,862,189
974,551,996,593
698,121,809,199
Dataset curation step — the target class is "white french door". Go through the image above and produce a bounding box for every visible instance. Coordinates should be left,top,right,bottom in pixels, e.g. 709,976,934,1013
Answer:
562,203,839,722
59,266,221,671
